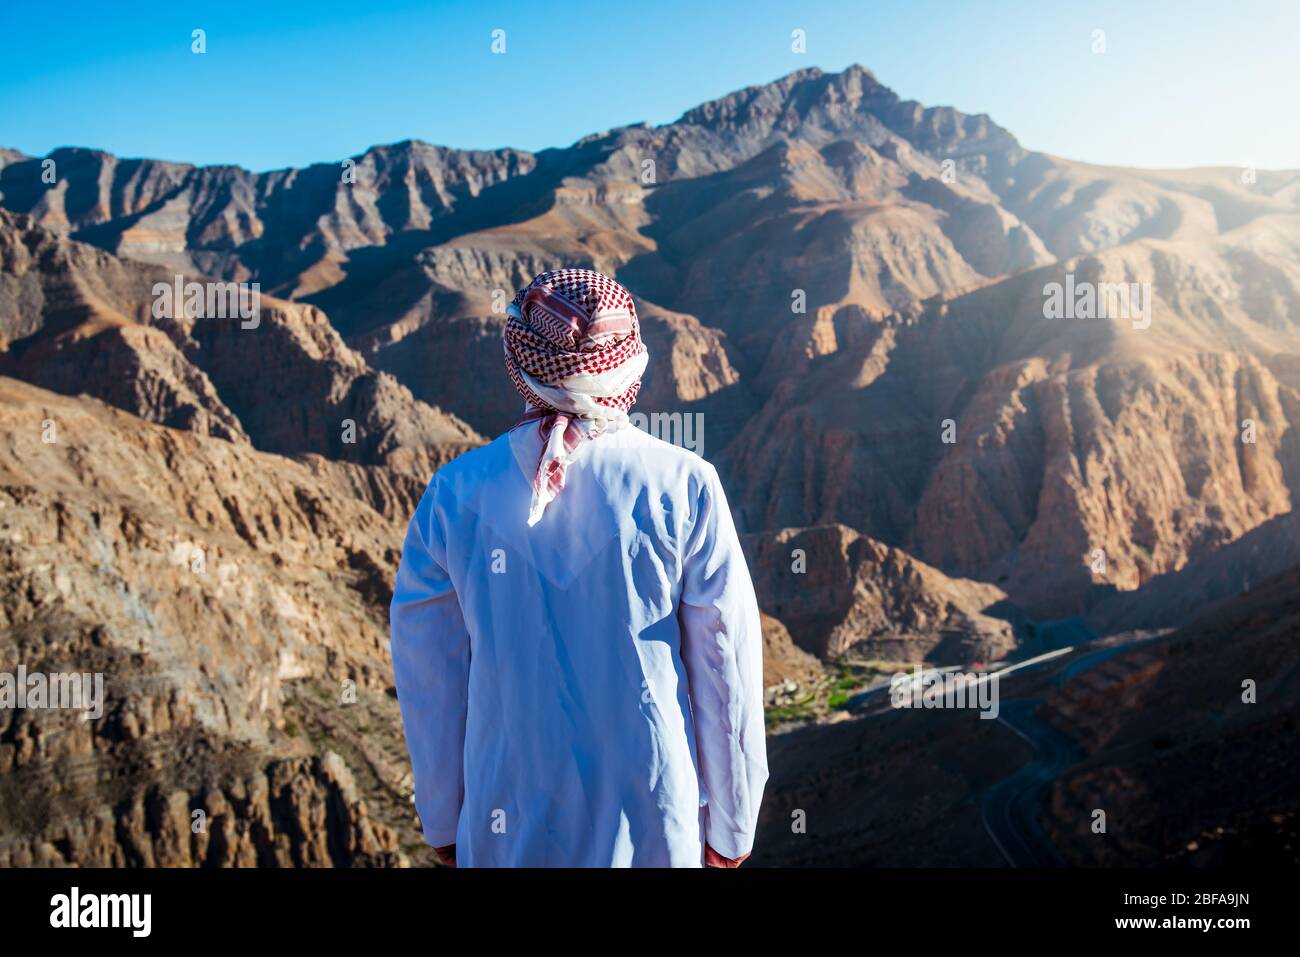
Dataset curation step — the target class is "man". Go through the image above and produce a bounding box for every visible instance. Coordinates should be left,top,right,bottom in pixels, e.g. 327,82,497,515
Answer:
390,268,767,867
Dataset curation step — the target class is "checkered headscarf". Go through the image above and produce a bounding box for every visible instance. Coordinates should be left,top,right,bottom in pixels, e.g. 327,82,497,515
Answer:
503,268,649,525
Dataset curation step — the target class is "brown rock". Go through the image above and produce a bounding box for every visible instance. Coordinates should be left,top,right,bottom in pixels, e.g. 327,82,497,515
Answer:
743,524,1017,663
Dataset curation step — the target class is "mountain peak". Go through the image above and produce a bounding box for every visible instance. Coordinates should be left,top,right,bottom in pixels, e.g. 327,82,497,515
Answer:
841,62,880,82
666,63,1017,166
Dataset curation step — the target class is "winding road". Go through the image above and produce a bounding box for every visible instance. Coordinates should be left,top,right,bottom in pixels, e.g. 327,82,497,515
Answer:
980,698,1081,867
838,640,1162,866
979,636,1168,866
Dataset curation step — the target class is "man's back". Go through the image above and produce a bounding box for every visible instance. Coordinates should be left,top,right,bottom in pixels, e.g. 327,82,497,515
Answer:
391,423,766,866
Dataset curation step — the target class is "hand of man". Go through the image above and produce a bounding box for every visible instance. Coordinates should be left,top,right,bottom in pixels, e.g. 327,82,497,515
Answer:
704,843,748,868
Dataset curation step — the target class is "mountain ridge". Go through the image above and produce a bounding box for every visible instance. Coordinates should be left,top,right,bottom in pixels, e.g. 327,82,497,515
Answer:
3,63,1298,618
2,63,1299,865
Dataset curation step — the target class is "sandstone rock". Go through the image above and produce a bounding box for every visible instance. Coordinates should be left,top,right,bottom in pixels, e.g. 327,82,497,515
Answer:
0,210,484,479
0,378,420,866
726,235,1300,617
760,612,823,689
743,524,1018,663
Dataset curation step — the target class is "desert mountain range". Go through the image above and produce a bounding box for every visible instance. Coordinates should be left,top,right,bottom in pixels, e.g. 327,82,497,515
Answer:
1,64,1298,865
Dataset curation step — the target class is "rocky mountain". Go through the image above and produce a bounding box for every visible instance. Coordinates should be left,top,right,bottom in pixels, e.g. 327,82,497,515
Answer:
2,62,1298,866
0,378,424,866
1040,562,1300,865
750,560,1300,868
0,210,483,515
6,69,1294,581
744,524,1017,663
726,229,1300,615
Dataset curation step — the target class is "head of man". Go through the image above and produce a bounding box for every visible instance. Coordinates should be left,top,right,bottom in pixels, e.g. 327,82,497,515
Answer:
502,268,648,524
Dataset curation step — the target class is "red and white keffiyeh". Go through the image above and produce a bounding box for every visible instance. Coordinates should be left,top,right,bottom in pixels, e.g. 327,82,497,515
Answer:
503,268,648,525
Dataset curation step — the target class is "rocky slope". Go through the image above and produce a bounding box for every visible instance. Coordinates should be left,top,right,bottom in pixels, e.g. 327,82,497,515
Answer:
1087,509,1300,633
1039,563,1300,865
753,564,1300,867
725,226,1300,616
0,210,483,500
743,524,1017,662
0,378,430,866
9,65,1287,621
759,613,823,690
0,142,537,295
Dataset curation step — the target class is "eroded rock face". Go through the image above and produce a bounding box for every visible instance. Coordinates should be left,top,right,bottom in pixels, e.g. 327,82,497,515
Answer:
0,143,536,288
1,753,405,868
0,378,419,867
0,210,484,479
742,524,1017,663
5,61,1296,635
759,613,823,690
725,235,1300,617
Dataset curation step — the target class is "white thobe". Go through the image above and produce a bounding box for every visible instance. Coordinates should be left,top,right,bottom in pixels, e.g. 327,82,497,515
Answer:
390,421,767,867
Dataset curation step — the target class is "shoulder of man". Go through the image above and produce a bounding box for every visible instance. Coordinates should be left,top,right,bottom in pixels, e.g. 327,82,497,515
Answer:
421,433,514,500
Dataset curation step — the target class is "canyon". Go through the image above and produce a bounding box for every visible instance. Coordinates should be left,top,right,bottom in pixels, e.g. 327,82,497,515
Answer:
1,63,1297,865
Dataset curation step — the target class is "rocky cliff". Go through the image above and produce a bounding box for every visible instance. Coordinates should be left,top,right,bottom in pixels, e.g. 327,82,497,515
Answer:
0,378,424,866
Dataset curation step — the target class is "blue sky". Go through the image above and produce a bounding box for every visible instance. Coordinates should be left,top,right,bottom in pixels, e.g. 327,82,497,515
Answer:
1,0,1296,172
